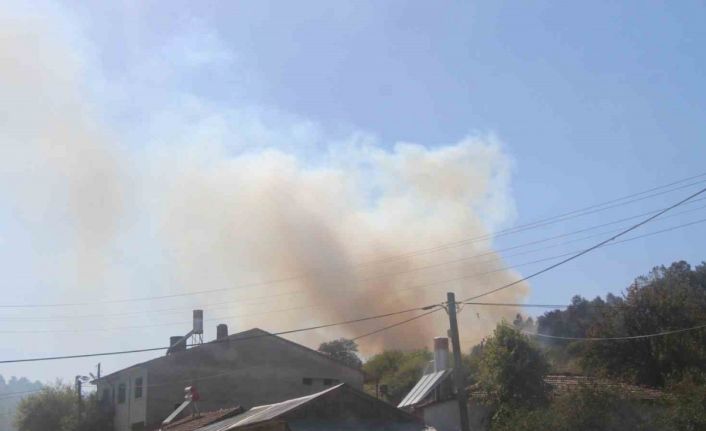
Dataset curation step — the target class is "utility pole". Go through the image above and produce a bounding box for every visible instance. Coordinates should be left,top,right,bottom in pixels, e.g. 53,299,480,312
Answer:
75,376,83,423
447,292,470,431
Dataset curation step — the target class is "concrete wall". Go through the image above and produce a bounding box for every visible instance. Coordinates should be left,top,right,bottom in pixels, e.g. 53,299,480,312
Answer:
99,329,363,431
97,367,148,431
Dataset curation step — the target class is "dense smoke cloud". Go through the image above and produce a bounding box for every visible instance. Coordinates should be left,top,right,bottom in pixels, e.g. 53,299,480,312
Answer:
0,5,528,352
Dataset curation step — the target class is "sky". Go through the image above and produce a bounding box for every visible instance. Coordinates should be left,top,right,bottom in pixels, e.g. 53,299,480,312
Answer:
1,0,706,386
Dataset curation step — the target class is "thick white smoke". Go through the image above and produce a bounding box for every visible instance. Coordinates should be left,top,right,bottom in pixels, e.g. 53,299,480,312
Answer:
0,4,529,353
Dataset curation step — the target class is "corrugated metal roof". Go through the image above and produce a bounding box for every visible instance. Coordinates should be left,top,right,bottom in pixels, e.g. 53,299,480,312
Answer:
156,407,243,431
196,385,343,431
397,369,451,408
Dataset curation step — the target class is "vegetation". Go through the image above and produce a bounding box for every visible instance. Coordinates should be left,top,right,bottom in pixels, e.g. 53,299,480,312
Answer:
538,261,706,386
477,324,549,408
357,260,706,430
318,338,363,369
0,376,43,431
362,349,432,404
14,382,112,431
492,385,658,431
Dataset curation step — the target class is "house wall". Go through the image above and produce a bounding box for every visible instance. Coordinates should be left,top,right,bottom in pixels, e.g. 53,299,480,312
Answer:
421,399,492,431
100,330,363,431
97,367,148,431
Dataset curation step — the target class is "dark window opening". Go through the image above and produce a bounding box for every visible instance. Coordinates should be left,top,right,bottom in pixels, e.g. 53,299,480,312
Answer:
323,378,333,386
302,378,313,386
134,377,143,399
102,388,109,402
118,383,126,404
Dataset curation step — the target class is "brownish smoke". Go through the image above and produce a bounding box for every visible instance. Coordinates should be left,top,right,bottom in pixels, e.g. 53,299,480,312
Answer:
0,5,528,354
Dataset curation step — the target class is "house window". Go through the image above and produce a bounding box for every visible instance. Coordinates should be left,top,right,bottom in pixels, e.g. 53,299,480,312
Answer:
134,377,143,399
302,378,313,386
323,378,333,386
117,383,126,404
102,388,109,402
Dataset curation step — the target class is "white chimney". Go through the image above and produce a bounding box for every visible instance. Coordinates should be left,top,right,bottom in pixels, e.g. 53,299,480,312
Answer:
433,337,449,372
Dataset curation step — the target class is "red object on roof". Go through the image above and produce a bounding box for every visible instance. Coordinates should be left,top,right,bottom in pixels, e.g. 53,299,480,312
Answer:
184,386,200,402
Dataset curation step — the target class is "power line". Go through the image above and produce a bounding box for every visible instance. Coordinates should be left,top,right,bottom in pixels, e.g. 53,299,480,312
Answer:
4,201,706,327
0,304,439,364
2,173,705,310
4,214,705,334
520,324,706,341
352,307,444,341
353,174,706,266
461,186,706,302
465,302,616,308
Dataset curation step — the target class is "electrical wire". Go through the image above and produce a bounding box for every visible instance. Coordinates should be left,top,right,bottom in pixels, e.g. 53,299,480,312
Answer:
2,173,705,309
3,201,706,327
3,214,705,334
352,307,444,341
461,186,706,302
519,324,706,341
0,304,440,364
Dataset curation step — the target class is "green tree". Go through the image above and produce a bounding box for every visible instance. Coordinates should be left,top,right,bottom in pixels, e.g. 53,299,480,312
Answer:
363,349,432,404
581,261,706,386
493,386,656,431
15,383,112,431
15,383,75,431
478,324,549,408
318,338,363,369
658,370,706,431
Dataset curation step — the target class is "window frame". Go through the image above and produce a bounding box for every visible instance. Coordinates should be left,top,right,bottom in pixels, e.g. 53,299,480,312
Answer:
134,377,143,399
117,383,126,404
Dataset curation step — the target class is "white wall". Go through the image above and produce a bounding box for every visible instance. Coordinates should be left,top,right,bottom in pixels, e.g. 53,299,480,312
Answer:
98,367,148,431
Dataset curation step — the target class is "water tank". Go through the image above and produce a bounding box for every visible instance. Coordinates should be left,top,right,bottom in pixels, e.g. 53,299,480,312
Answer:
217,324,228,340
169,336,186,352
193,310,203,334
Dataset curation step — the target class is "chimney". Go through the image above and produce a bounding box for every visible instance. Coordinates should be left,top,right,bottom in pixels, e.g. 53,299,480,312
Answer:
433,337,449,372
169,336,186,353
217,324,228,340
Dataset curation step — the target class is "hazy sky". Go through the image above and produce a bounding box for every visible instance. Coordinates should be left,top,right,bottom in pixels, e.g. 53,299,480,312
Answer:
1,0,706,386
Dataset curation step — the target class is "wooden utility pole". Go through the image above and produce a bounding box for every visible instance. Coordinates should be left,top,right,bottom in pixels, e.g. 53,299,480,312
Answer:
75,376,83,423
447,292,470,431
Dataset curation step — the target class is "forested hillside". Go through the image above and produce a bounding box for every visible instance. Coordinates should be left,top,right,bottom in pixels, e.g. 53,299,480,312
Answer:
535,260,706,386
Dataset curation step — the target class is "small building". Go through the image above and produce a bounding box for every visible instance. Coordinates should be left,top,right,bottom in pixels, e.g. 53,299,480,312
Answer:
397,337,492,431
194,383,433,431
95,322,364,431
397,337,663,431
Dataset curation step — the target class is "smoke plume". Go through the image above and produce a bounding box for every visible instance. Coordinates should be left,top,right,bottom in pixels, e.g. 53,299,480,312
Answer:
0,5,529,353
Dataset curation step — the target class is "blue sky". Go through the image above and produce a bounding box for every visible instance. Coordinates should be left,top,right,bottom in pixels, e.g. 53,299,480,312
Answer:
1,0,705,384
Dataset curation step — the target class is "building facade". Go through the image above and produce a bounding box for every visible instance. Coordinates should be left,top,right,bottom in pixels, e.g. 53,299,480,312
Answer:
95,328,364,431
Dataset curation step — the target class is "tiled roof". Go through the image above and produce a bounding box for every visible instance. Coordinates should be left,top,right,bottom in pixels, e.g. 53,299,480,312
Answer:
159,407,244,431
544,374,662,400
465,374,662,402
